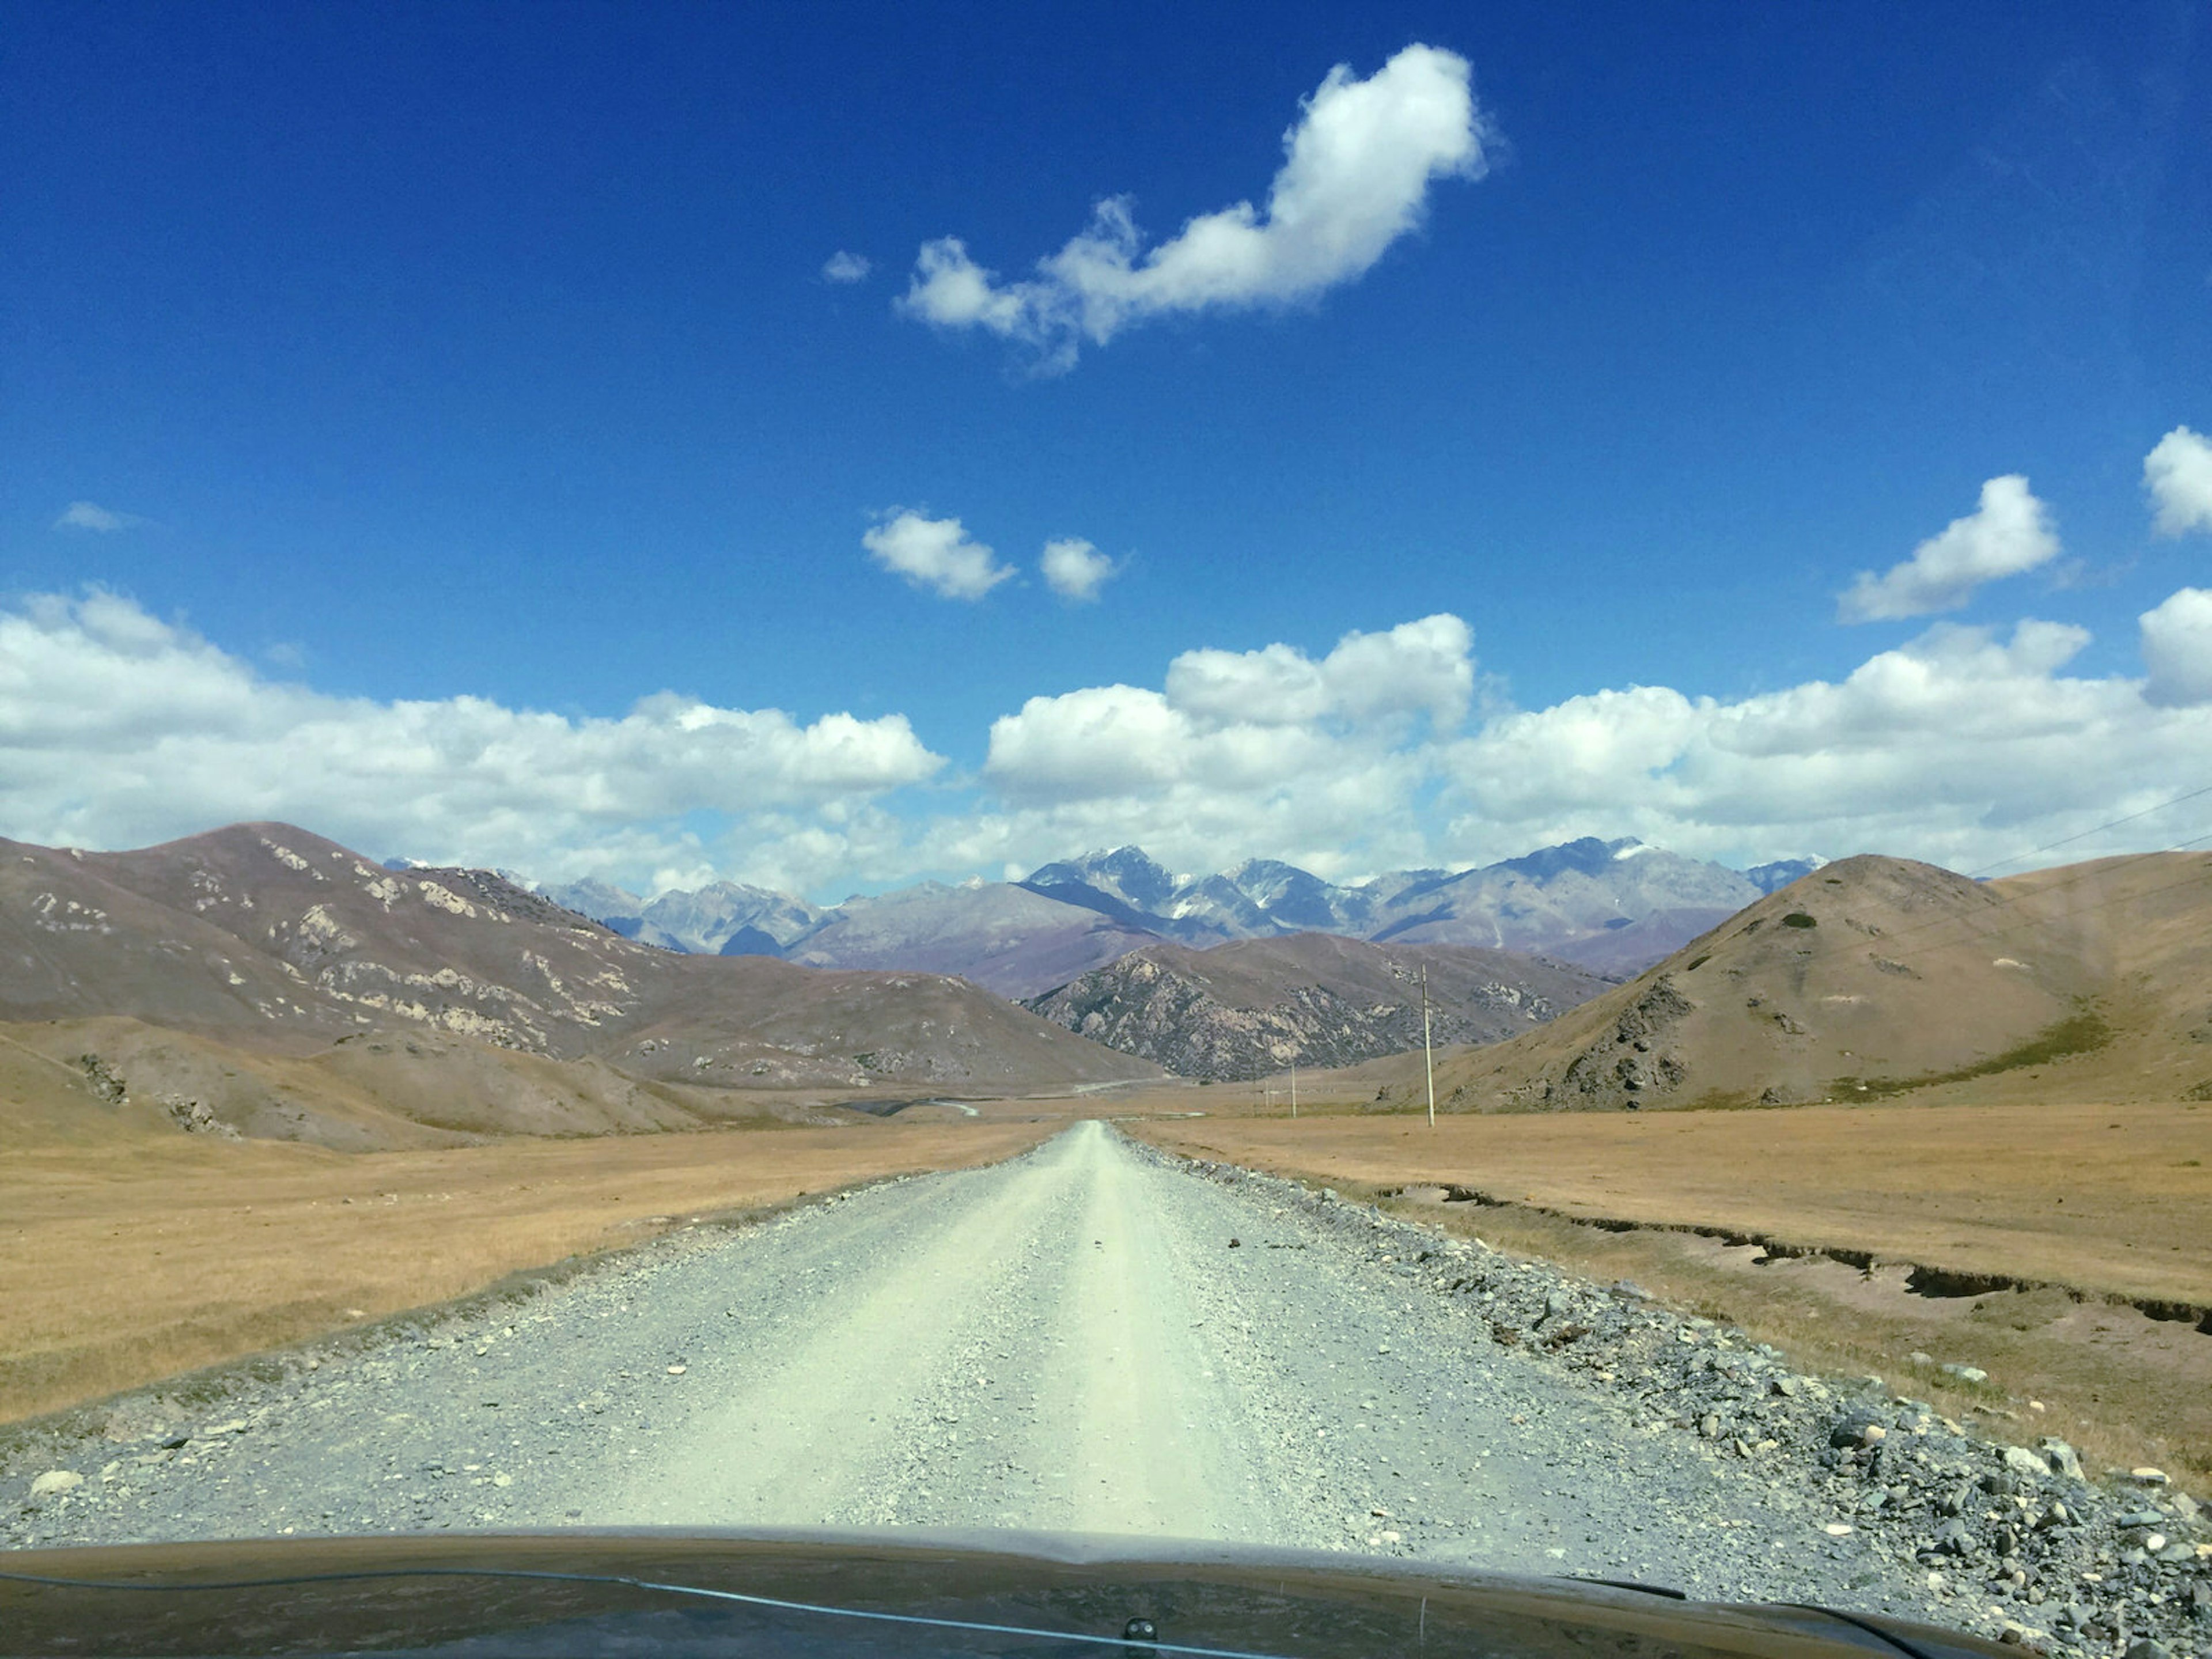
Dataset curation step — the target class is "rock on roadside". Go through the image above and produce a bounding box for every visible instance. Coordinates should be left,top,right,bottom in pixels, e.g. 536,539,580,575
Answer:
1152,1147,2210,1659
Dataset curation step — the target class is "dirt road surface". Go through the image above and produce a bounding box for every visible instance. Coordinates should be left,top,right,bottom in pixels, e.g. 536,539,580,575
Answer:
11,1123,2185,1643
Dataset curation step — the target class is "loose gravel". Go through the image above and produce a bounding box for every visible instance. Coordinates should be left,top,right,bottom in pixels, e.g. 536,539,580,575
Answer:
6,1122,2206,1658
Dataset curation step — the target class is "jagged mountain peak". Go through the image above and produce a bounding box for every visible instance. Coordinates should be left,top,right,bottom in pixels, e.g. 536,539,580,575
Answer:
1222,855,1325,895
537,834,1826,987
1491,836,1644,882
1025,846,1177,913
539,874,823,955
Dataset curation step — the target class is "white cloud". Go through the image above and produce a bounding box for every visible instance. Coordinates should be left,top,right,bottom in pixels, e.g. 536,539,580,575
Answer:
16,587,2212,906
961,616,1475,878
2145,426,2212,537
1163,613,1472,731
0,590,944,892
1838,475,2060,622
900,44,1488,369
54,501,145,533
1039,537,1116,601
2141,587,2212,707
1433,615,2212,873
822,250,872,283
862,510,1014,600
945,600,2212,884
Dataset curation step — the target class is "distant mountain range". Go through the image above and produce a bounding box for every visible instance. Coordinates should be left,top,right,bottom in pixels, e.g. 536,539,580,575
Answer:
541,839,1827,997
540,877,826,956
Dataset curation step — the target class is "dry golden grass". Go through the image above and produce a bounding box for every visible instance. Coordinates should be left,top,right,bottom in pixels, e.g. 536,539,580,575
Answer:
1137,1099,2212,1304
1,1119,1052,1427
1132,1100,2212,1486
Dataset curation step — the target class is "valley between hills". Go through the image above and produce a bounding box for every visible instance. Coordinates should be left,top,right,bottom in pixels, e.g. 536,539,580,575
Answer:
5,821,2210,1656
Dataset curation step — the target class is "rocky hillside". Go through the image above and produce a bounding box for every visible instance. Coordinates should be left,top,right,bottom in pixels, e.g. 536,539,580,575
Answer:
0,1013,827,1153
1022,933,1609,1081
1333,850,2212,1112
0,823,1162,1147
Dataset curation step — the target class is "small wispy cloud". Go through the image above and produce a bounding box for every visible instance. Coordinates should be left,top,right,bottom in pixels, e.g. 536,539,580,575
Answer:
54,501,146,533
822,251,872,284
1838,475,2059,622
862,510,1014,600
1040,537,1118,602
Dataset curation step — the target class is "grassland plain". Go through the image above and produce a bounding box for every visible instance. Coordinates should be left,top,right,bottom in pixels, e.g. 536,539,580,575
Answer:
0,1118,1055,1427
1129,1100,2212,1486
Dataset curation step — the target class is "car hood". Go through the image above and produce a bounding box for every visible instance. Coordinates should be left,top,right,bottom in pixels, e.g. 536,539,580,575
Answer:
0,1528,2014,1659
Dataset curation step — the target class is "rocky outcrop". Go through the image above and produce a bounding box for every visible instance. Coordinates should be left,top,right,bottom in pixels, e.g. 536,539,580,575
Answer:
1024,934,1608,1081
1538,975,1694,1109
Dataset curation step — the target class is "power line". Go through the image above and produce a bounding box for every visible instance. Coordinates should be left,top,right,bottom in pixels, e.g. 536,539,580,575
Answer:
1790,829,2212,971
1963,781,2212,878
1680,786,2212,973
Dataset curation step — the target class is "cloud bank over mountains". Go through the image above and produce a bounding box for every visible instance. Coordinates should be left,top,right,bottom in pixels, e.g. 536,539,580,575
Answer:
6,568,2209,900
899,44,1489,370
0,590,942,895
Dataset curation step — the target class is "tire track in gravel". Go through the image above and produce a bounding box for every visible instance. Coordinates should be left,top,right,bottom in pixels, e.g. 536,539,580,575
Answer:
588,1119,1330,1544
588,1133,1064,1528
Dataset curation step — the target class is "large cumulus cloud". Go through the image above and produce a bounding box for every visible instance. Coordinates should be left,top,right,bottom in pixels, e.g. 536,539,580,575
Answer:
956,604,2212,882
0,590,944,893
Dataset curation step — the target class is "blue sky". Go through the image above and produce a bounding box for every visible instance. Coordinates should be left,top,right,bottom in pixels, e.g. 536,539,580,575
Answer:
4,2,2211,898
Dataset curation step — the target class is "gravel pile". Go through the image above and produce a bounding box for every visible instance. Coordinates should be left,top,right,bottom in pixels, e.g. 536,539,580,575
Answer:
1165,1150,2208,1657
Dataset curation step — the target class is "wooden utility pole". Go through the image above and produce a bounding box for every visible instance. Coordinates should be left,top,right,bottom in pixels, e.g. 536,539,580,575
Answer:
1422,963,1435,1128
1290,1062,1297,1119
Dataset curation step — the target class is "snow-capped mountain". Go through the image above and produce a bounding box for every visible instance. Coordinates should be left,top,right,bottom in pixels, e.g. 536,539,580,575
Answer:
540,837,1823,995
1743,856,1830,894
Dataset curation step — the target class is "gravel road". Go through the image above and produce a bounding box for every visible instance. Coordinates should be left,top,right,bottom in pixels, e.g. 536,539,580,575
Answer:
7,1123,2207,1655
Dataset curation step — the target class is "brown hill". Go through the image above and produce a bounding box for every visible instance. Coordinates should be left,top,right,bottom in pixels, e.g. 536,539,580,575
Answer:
1022,932,1609,1081
0,823,1161,1147
0,1015,844,1153
1330,851,2212,1112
